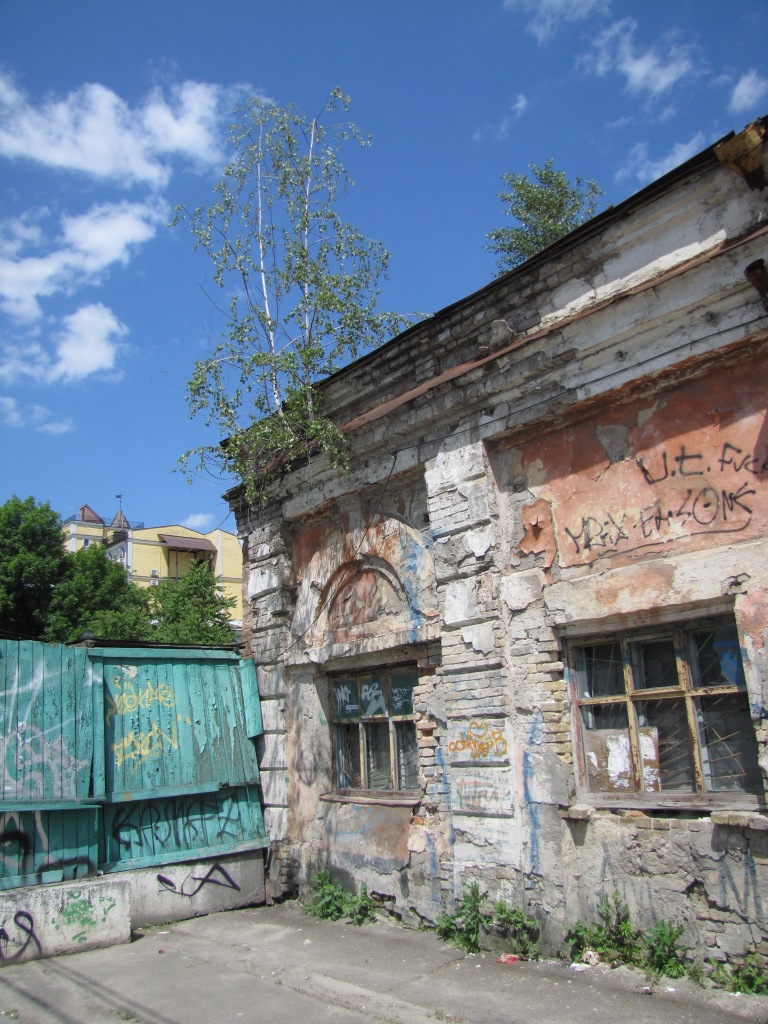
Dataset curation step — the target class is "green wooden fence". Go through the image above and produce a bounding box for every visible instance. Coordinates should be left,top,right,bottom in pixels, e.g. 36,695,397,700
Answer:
0,641,267,889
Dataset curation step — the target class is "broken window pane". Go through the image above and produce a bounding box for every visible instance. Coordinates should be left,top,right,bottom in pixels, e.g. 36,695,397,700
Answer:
697,694,762,793
365,721,392,789
636,699,695,791
395,721,419,789
577,642,624,699
634,637,679,689
690,625,746,689
581,705,637,792
335,723,361,789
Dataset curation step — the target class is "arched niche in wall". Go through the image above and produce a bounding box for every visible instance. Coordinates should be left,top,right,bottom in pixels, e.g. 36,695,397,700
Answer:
291,513,439,660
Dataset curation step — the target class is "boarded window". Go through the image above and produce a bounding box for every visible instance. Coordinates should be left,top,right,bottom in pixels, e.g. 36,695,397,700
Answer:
331,668,419,792
571,618,762,802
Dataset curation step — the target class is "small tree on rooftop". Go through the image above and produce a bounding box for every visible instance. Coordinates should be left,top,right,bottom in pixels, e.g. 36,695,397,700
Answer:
486,157,605,274
173,88,413,504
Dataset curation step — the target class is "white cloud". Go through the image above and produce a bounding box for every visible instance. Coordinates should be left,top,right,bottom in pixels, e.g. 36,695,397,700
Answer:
0,395,73,434
0,73,235,187
504,0,609,44
0,302,128,384
616,132,705,184
473,94,529,142
729,69,768,115
583,18,695,98
0,200,165,322
182,512,215,531
49,304,128,382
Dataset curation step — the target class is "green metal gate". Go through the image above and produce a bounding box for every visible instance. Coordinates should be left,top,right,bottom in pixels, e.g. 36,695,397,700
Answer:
0,641,267,889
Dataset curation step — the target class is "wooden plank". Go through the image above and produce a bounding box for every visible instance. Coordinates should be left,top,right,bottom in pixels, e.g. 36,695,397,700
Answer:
240,658,263,739
234,662,261,784
42,644,63,801
73,646,93,799
99,834,269,873
17,638,37,798
216,661,241,786
97,648,239,662
0,641,13,800
186,657,216,786
167,658,192,790
88,653,106,801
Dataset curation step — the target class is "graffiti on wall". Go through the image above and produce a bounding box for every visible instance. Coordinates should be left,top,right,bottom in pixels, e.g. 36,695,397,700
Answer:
0,808,97,887
447,721,509,763
156,862,241,899
562,439,762,560
451,769,513,815
506,357,768,570
0,910,42,963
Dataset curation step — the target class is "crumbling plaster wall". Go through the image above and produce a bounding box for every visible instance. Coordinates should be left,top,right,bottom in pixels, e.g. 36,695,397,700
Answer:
232,137,768,953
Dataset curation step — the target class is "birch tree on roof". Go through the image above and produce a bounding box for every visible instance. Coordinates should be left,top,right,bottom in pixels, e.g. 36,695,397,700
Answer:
173,88,413,504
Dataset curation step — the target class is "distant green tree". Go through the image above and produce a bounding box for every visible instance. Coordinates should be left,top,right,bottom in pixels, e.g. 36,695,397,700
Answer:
149,561,237,645
486,158,604,273
0,496,66,640
43,545,152,643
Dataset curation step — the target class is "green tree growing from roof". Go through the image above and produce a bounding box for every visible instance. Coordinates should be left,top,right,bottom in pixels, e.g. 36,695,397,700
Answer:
0,496,66,640
173,88,414,504
486,157,604,273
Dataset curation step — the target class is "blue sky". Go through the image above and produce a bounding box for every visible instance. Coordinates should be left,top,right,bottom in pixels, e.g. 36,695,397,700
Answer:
1,1,767,534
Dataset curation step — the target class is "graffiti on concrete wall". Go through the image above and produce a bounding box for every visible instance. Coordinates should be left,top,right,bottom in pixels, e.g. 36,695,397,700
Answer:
451,769,513,815
447,721,509,763
563,439,761,559
156,862,241,899
507,363,768,569
0,910,42,963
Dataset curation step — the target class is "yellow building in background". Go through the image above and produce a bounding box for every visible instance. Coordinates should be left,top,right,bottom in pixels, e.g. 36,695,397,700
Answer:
61,503,243,628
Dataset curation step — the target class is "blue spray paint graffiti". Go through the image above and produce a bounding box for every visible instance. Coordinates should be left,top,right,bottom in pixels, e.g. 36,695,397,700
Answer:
398,531,429,643
524,709,544,874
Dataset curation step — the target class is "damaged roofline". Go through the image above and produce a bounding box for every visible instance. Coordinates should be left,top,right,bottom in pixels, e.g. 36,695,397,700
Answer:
319,116,767,393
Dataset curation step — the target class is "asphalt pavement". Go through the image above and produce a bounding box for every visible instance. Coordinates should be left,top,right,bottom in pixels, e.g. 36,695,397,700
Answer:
0,901,766,1024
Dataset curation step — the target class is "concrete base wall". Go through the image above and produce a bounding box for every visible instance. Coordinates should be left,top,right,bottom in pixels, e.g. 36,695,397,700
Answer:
127,849,266,927
0,849,266,964
0,878,131,964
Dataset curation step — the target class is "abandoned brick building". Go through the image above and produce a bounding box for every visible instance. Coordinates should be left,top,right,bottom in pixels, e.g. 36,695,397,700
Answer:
229,117,768,958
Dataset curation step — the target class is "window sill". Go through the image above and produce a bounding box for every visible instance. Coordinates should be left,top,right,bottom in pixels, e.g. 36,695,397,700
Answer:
561,800,768,824
320,790,421,808
570,791,766,813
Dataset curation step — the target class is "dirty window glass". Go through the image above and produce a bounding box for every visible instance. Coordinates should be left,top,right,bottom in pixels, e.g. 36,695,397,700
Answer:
571,617,761,801
331,667,419,792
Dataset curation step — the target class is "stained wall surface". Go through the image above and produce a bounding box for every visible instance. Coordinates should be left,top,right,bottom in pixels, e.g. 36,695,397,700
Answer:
232,120,768,959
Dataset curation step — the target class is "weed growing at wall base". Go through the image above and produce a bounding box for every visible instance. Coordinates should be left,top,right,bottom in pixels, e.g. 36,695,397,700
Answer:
306,869,375,925
436,884,539,958
709,952,768,995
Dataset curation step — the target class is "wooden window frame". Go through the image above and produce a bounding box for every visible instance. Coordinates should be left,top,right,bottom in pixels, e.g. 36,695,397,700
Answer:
567,617,766,812
330,667,420,796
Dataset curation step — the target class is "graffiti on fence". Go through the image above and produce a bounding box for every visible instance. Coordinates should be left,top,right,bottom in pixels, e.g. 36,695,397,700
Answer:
109,791,242,858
